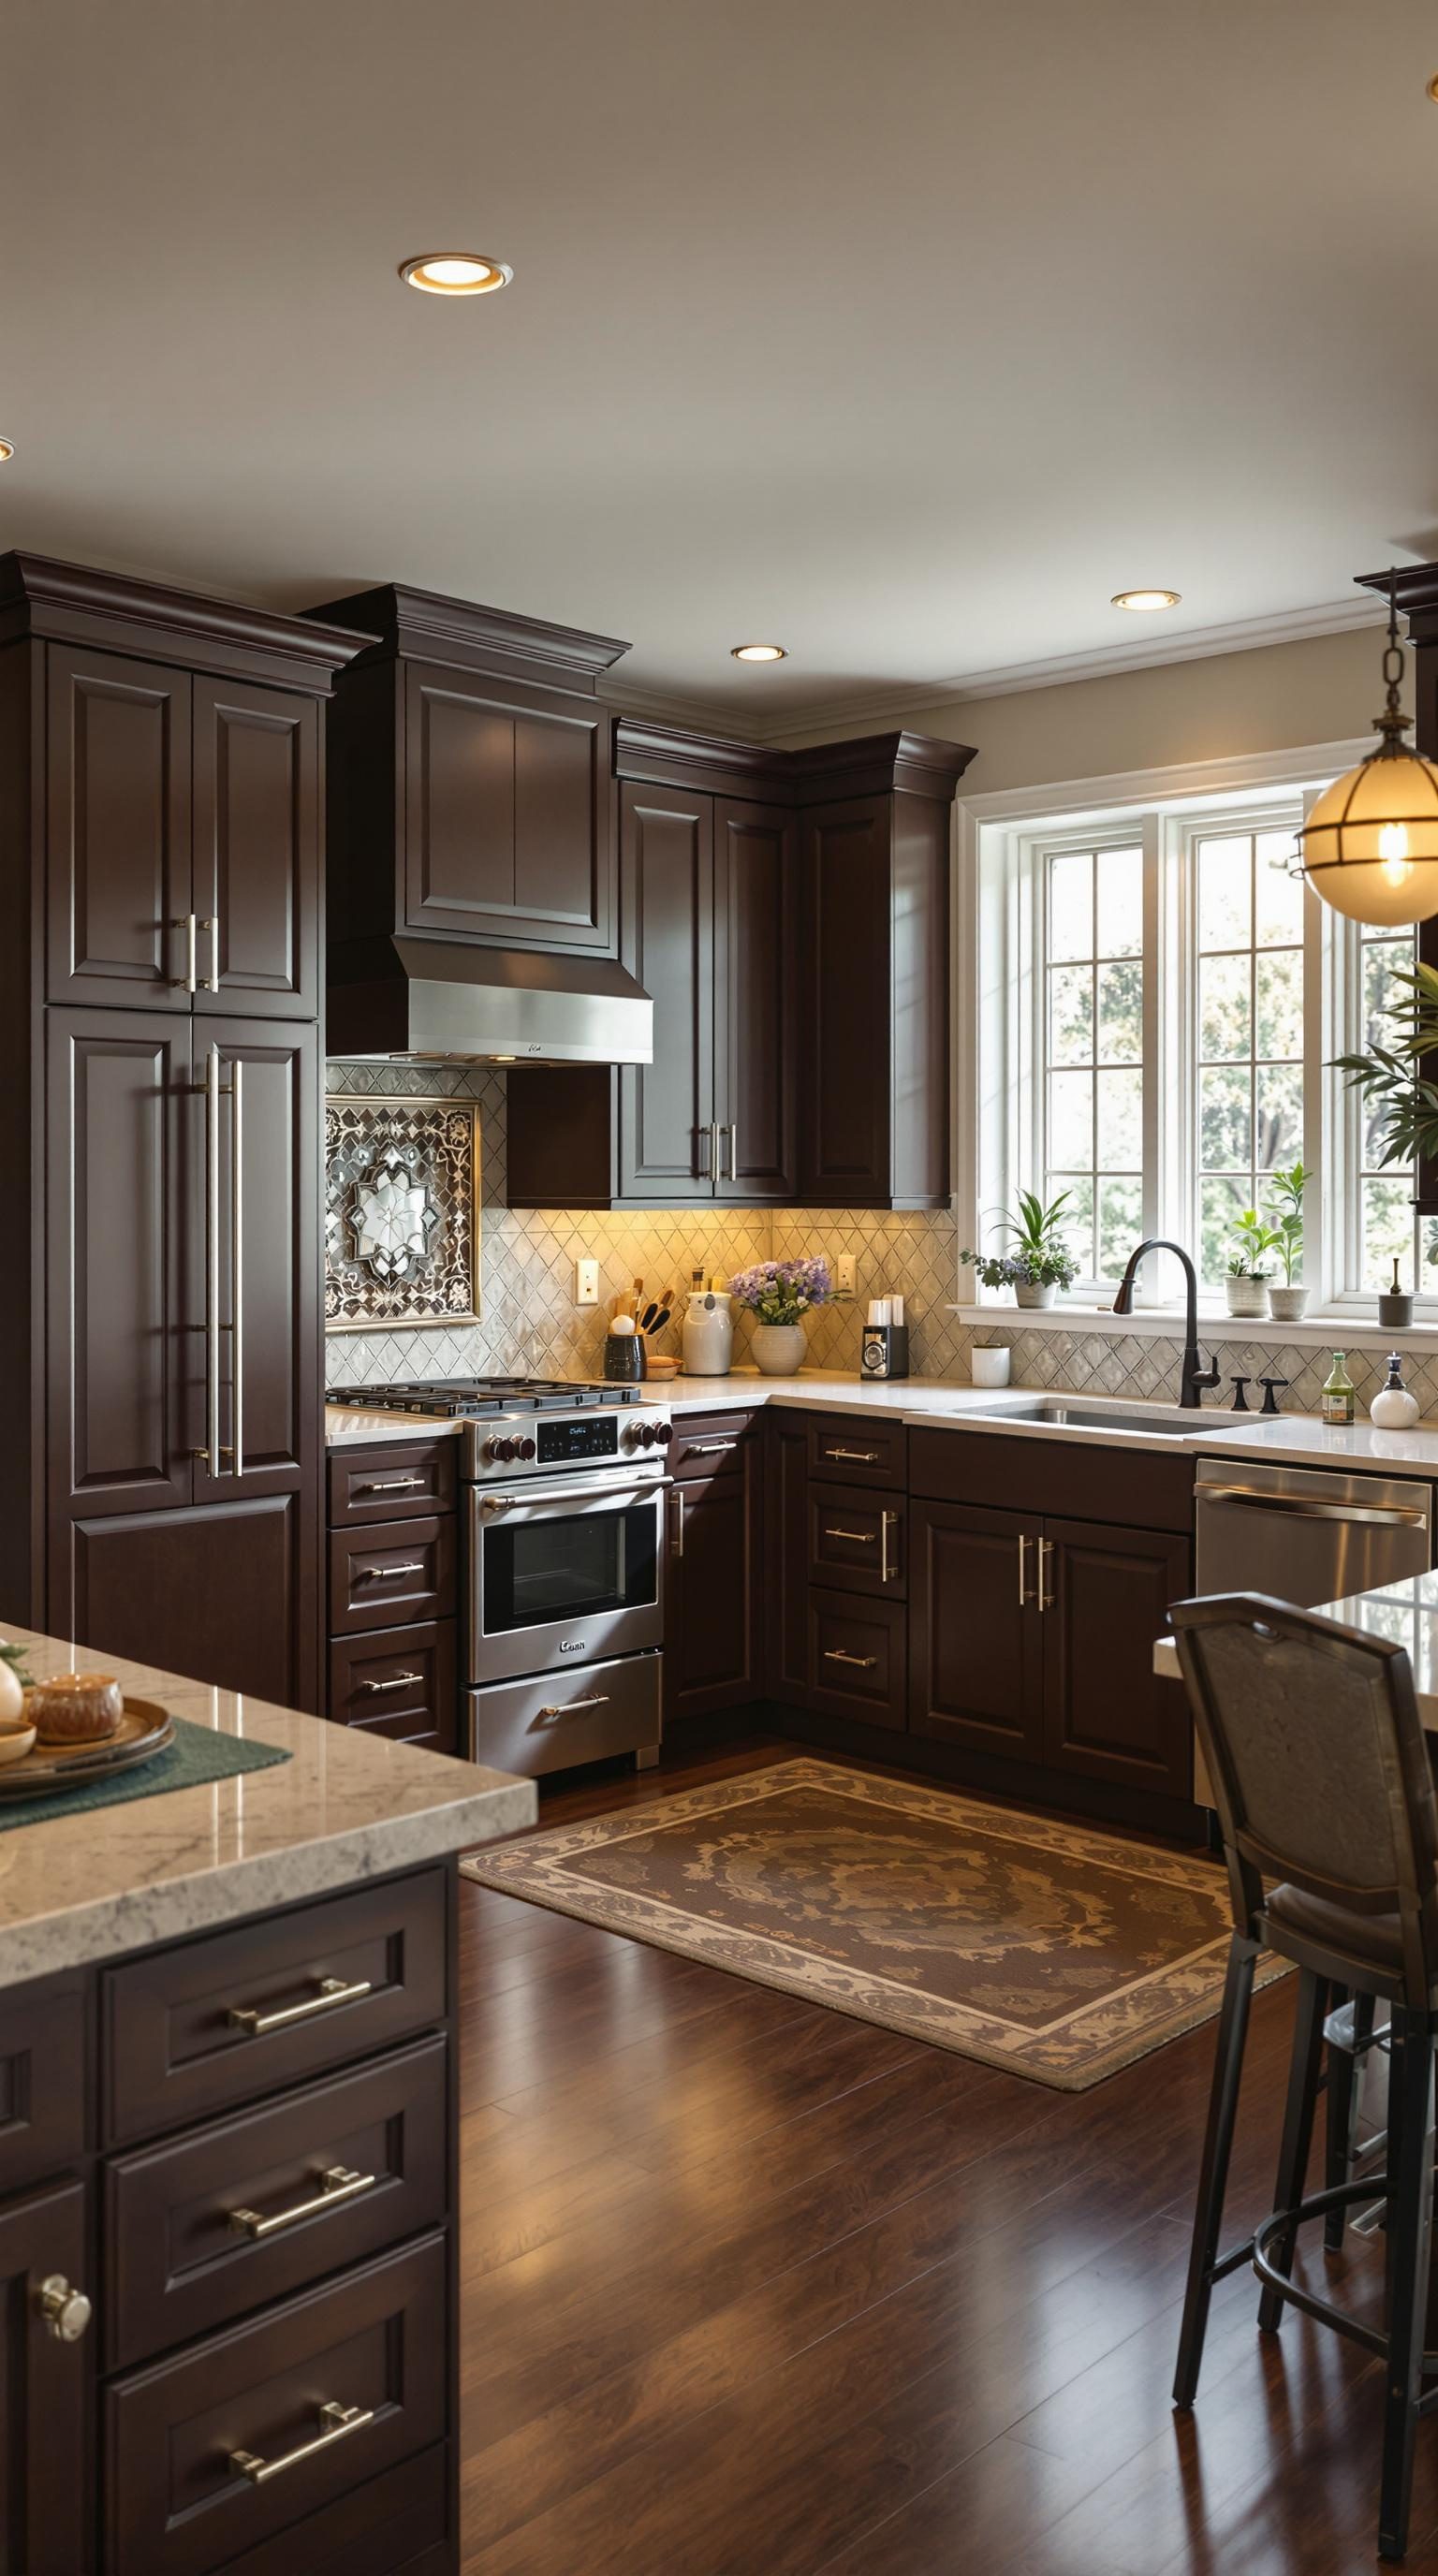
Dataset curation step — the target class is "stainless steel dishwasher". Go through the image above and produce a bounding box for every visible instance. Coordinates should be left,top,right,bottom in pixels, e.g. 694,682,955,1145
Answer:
1195,1457,1432,1606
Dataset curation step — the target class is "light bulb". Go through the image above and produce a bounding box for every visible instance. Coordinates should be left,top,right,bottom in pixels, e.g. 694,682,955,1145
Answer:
1380,821,1412,884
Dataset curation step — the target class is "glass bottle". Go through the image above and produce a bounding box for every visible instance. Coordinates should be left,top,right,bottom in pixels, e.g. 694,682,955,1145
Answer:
1321,1350,1356,1427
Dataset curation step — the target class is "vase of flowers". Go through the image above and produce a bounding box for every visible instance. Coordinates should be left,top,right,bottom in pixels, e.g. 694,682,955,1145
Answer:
960,1190,1078,1310
1265,1161,1310,1321
1225,1208,1278,1317
727,1256,834,1375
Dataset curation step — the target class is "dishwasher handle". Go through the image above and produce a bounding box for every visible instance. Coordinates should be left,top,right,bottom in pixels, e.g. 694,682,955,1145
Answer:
1199,1486,1429,1530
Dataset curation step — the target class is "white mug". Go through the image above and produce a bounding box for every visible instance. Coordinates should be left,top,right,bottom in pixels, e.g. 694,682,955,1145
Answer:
970,1346,1011,1387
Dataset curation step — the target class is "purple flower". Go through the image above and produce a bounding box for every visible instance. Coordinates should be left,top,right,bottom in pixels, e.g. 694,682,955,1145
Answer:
728,1256,834,1325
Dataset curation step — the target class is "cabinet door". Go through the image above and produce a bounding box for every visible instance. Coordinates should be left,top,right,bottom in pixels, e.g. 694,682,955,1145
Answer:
800,796,891,1204
190,1021,320,1506
617,783,716,1199
63,1492,315,1709
403,661,613,950
192,678,319,1018
1039,1517,1193,1797
46,646,191,1007
665,1458,760,1723
0,2179,92,2576
45,1011,194,1547
713,797,797,1201
763,1409,810,1705
909,1499,1044,1759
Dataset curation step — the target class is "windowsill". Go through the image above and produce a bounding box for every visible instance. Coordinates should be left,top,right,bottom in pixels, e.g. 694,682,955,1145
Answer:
945,1301,1438,1346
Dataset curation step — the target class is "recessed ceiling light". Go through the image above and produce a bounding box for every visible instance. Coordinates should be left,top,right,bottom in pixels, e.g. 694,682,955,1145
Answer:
399,253,513,297
1111,588,1181,612
0,440,14,463
730,643,787,663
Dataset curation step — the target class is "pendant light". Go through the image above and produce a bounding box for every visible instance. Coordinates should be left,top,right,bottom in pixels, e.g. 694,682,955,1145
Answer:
1297,573,1438,924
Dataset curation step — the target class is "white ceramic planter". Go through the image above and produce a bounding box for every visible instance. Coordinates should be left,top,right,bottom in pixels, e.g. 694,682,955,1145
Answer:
1014,1282,1057,1310
1225,1277,1270,1318
750,1323,808,1376
1269,1284,1308,1323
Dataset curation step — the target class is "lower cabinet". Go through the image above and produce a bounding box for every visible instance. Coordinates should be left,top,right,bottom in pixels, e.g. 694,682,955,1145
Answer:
0,2177,92,2576
665,1449,763,1724
325,1441,461,1756
61,1493,314,1713
908,1499,1044,1763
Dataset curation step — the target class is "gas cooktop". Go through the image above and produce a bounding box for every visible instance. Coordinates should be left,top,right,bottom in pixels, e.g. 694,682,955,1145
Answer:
328,1377,650,1418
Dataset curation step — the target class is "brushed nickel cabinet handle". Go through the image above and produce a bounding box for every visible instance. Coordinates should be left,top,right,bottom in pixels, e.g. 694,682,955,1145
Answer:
227,1974,373,2037
726,1121,738,1179
1038,1536,1054,1612
824,1647,877,1669
230,1057,243,1477
172,914,198,991
697,1125,712,1178
360,1670,423,1694
881,1509,897,1585
824,1445,879,1465
671,1488,684,1558
824,1526,875,1543
200,915,220,993
230,2400,374,2486
36,2275,92,2343
536,1693,612,1720
684,1439,739,1456
1018,1532,1038,1606
193,1048,232,1470
227,2163,375,2241
358,1560,425,1581
360,1475,427,1494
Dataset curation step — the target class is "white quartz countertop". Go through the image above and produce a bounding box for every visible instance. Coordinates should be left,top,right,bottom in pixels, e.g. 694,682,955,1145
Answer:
1155,1575,1438,1731
0,1626,536,1986
327,1373,1438,1467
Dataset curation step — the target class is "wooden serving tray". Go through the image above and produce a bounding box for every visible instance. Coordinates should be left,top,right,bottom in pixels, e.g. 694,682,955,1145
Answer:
0,1697,175,1800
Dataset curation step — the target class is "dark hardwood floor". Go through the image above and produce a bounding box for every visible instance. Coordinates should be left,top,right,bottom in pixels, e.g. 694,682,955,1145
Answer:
457,1735,1429,2574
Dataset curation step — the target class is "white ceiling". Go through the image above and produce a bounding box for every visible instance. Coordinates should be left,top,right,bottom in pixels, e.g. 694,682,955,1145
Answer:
6,0,1438,726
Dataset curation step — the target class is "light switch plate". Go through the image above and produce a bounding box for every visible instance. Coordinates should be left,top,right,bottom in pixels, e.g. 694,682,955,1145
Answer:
575,1257,600,1306
835,1254,857,1299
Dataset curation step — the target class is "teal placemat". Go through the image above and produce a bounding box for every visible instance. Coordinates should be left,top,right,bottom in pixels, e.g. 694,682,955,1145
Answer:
0,1712,290,1831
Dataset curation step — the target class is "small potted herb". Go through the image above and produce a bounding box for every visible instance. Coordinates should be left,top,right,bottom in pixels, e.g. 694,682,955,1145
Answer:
961,1190,1079,1310
726,1255,834,1375
1225,1208,1278,1317
1265,1161,1310,1322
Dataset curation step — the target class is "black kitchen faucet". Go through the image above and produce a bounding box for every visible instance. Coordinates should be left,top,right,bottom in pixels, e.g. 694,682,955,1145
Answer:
1110,1238,1222,1410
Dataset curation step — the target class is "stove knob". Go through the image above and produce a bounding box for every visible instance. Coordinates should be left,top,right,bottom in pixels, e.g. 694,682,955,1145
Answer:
490,1435,518,1464
518,1437,536,1461
653,1421,674,1447
636,1422,655,1448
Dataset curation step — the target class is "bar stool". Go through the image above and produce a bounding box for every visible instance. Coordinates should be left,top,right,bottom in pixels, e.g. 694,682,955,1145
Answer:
1170,1592,1438,2564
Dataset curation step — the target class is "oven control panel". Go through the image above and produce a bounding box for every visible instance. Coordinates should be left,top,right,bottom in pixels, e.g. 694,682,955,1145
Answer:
468,1403,672,1480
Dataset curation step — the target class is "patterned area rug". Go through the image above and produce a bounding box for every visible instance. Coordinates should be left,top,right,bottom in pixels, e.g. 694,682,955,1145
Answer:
461,1759,1288,2091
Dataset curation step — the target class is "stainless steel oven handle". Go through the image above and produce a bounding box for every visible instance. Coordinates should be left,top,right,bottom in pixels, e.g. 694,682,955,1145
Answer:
476,1476,666,1519
1199,1487,1429,1528
536,1693,611,1720
671,1487,684,1558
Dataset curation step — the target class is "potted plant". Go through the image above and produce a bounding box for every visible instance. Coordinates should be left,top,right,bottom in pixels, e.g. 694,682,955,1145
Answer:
1265,1160,1310,1321
960,1190,1079,1310
1225,1208,1278,1317
727,1255,834,1375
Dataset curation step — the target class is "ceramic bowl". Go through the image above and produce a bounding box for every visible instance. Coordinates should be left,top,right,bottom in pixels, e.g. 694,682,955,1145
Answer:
644,1354,681,1381
0,1722,37,1767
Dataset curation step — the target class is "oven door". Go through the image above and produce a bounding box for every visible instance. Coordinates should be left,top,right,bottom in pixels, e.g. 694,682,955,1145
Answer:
469,1475,665,1683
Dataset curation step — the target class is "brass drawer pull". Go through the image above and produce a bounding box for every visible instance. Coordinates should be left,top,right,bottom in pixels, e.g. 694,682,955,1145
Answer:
358,1559,425,1581
360,1670,423,1694
36,2275,92,2343
200,915,220,993
824,1526,875,1544
683,1439,739,1456
227,1974,373,2037
823,1445,879,1464
228,2163,376,2241
230,2399,374,2486
536,1693,611,1720
881,1509,897,1585
1039,1536,1054,1612
824,1647,877,1669
360,1474,427,1494
172,913,198,992
671,1488,684,1558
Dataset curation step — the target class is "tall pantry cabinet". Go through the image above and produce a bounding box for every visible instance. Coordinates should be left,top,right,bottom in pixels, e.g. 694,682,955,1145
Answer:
0,556,364,1712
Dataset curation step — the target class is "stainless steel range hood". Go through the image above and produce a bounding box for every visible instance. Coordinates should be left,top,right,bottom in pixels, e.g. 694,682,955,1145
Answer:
327,937,653,1066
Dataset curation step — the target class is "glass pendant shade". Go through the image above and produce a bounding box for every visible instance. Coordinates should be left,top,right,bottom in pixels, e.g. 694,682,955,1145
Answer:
1300,747,1438,925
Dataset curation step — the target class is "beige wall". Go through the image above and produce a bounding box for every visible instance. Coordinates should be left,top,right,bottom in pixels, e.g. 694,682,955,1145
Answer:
785,623,1395,798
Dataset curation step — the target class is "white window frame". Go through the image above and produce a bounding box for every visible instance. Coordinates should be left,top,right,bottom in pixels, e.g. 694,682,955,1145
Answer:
955,736,1408,1325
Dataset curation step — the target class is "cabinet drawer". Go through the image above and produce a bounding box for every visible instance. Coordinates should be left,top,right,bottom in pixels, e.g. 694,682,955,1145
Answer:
329,1515,456,1634
806,1482,905,1600
328,1620,459,1755
670,1409,760,1479
0,1975,89,2192
105,2033,448,2369
807,1588,907,1729
209,2443,450,2576
327,1440,457,1528
105,2232,447,2576
804,1412,907,1489
104,1868,448,2145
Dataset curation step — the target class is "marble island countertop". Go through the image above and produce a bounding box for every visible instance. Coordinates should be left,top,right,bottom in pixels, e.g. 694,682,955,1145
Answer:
0,1626,536,1987
328,1373,1438,1471
1154,1574,1438,1733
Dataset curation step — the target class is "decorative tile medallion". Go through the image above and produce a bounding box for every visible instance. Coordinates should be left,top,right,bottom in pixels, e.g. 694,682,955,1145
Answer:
326,1093,480,1330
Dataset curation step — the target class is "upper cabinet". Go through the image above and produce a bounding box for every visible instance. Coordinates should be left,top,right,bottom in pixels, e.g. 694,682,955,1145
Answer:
28,559,347,1020
303,584,631,964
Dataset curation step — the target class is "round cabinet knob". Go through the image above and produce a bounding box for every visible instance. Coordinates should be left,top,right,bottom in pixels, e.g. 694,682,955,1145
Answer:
37,2276,92,2343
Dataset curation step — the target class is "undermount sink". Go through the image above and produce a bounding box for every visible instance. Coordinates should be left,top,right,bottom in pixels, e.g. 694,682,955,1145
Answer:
963,1398,1211,1439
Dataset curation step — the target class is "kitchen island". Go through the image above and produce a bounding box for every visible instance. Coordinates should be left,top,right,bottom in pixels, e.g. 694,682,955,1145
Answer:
0,1623,533,2576
1156,1570,1438,1732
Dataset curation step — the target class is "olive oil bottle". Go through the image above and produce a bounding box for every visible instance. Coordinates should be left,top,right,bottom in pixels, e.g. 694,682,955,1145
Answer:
1321,1350,1356,1427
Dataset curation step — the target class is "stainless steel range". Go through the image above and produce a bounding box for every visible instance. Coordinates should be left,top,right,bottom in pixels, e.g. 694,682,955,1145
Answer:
342,1379,673,1778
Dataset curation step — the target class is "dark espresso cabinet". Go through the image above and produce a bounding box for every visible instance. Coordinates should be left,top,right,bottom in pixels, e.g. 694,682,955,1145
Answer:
0,555,358,1710
665,1414,765,1724
0,2177,92,2576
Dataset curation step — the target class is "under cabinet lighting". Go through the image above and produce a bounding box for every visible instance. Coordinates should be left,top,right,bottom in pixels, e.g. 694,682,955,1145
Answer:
399,254,513,297
1111,589,1181,612
0,440,14,463
730,643,787,663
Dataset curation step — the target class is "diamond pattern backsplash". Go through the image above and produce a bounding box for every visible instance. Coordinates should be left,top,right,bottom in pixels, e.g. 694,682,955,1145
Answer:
325,1065,1438,1411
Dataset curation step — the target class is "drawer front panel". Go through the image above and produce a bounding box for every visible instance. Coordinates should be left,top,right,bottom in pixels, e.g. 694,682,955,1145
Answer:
328,1620,459,1755
669,1410,760,1481
907,1424,1195,1532
105,2232,447,2576
803,1413,907,1490
469,1649,661,1778
329,1515,456,1633
0,1976,89,2192
213,2442,450,2576
807,1588,907,1728
105,2033,448,2369
104,1868,448,2145
327,1441,457,1528
806,1482,905,1599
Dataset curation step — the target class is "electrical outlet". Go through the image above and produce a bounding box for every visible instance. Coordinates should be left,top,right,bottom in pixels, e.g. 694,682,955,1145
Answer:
835,1254,857,1300
575,1257,599,1307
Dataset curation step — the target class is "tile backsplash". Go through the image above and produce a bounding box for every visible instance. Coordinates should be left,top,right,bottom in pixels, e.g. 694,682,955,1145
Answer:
325,1064,1438,1414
